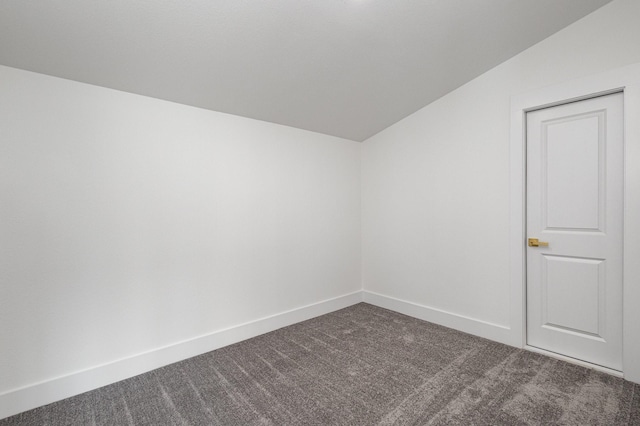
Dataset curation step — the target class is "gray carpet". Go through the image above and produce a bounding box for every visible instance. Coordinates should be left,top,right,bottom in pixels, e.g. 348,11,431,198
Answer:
2,303,639,425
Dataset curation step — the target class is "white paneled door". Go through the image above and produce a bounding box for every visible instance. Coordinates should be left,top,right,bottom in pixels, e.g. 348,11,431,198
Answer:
526,93,623,371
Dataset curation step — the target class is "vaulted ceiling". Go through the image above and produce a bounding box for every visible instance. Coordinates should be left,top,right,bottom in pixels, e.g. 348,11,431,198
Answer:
0,0,613,141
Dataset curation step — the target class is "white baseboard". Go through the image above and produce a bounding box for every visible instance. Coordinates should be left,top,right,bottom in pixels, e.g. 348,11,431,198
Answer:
0,291,363,420
362,291,514,346
2,290,518,420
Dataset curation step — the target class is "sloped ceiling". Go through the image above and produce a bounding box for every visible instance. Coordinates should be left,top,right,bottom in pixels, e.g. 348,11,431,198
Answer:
0,0,613,141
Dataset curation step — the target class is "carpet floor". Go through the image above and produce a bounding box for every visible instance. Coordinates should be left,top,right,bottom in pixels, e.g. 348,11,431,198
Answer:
2,303,639,425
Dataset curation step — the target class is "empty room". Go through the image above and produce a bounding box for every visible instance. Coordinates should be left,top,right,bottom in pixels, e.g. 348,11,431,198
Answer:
1,0,640,424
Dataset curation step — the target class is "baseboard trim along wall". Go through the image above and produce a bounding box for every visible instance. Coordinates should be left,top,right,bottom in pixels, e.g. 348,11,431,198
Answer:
362,291,514,346
1,290,517,420
0,291,363,420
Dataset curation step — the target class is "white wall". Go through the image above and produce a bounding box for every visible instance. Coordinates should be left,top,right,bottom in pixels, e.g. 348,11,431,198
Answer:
0,66,360,399
362,0,640,338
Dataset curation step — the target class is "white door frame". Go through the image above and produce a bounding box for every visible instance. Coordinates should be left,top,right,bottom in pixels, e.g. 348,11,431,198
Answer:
509,62,640,383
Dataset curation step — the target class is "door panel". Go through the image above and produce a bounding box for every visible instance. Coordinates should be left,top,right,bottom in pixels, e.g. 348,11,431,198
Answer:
542,255,603,337
544,113,603,230
526,92,623,371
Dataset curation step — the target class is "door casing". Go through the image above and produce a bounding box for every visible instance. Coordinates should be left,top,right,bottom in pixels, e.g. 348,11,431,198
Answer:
509,62,640,383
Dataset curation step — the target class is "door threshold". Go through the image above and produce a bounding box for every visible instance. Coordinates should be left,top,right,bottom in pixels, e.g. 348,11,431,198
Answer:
524,345,623,378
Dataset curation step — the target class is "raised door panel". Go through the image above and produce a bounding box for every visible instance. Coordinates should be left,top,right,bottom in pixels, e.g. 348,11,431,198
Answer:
542,255,604,339
543,113,604,231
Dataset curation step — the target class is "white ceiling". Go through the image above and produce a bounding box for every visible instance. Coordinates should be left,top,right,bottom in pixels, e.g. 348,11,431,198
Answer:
0,0,612,141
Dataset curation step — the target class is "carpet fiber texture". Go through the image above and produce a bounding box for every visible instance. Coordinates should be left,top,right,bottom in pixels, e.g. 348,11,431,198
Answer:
2,303,639,425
